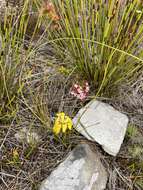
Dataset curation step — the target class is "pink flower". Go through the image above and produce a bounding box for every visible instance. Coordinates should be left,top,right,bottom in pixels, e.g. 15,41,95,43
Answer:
70,82,89,101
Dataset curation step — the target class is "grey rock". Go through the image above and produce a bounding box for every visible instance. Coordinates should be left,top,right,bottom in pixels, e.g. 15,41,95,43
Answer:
73,100,129,156
40,143,107,190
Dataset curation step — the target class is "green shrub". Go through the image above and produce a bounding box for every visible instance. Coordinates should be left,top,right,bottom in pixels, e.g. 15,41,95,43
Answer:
126,124,138,139
0,0,43,122
47,0,143,95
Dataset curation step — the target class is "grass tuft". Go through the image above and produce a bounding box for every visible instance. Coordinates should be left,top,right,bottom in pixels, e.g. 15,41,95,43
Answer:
46,0,143,95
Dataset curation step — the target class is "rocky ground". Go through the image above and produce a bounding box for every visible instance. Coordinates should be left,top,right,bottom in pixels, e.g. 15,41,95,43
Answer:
0,0,143,190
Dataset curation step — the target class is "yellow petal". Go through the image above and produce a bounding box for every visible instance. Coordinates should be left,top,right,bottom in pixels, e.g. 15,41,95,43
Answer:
67,118,72,130
57,112,65,117
13,149,19,158
57,112,65,122
60,113,65,121
53,123,61,135
62,124,68,133
68,123,72,130
54,112,73,134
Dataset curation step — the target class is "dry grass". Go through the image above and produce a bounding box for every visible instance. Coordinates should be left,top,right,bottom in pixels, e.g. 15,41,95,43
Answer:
0,61,83,189
0,1,143,190
0,71,143,190
115,74,143,129
0,126,80,190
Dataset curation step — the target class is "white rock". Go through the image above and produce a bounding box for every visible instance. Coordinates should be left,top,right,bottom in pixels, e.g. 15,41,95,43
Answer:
73,100,128,156
40,143,107,190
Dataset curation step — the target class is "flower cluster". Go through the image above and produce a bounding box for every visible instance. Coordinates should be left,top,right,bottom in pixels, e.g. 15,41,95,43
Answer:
44,1,60,21
12,148,19,158
70,82,89,101
40,1,60,30
58,66,71,75
53,112,73,135
12,148,20,163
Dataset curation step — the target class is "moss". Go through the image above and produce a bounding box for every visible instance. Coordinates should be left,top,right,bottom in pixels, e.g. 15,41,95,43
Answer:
128,145,143,159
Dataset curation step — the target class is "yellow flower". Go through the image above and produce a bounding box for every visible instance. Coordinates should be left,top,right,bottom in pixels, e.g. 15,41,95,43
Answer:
53,112,73,135
12,148,20,162
58,66,71,75
13,148,19,157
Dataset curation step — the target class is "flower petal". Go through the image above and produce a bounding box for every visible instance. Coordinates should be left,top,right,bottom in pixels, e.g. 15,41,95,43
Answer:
62,124,68,133
53,123,61,135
